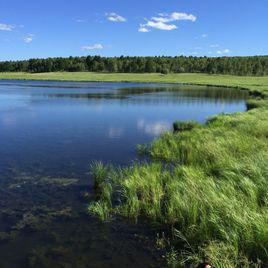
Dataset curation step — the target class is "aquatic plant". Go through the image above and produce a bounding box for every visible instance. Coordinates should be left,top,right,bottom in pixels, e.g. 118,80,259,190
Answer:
89,162,114,220
90,161,109,189
88,201,110,222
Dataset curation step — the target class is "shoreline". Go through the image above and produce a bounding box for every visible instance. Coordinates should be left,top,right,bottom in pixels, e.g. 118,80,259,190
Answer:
0,72,267,97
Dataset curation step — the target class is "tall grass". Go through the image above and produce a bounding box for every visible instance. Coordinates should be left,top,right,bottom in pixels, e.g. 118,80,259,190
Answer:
88,82,268,266
173,120,200,132
90,161,109,189
88,161,113,221
89,104,268,266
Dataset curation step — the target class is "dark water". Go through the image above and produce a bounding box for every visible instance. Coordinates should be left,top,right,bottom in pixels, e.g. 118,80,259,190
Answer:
0,80,248,267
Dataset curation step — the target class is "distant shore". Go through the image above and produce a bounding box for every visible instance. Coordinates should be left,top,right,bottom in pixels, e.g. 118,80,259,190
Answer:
0,72,268,96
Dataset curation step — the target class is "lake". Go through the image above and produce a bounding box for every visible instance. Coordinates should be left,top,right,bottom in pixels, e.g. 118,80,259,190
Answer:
0,80,248,267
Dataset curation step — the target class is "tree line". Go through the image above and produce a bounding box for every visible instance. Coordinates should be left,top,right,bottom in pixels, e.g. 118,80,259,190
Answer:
0,55,268,76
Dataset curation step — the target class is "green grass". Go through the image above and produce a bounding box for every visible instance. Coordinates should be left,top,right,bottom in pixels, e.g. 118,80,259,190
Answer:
89,107,268,266
80,73,268,267
0,72,268,96
89,161,109,189
173,120,200,132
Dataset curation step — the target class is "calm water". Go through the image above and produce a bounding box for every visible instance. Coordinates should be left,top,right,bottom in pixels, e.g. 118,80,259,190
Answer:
0,80,248,267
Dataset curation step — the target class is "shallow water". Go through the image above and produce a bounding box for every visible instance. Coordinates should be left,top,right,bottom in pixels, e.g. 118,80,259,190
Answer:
0,80,248,267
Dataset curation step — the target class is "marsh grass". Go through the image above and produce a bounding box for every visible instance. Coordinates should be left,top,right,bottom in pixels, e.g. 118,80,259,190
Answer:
173,120,200,132
89,102,268,265
246,98,268,110
90,161,109,189
88,201,110,222
88,162,114,221
178,241,263,268
136,144,151,155
87,78,268,266
0,72,267,93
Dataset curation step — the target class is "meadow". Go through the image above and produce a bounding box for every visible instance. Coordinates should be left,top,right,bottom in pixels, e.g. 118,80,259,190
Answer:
1,72,268,267
0,72,268,96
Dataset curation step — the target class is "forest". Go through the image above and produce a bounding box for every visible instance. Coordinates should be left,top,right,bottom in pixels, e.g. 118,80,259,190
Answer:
0,55,268,76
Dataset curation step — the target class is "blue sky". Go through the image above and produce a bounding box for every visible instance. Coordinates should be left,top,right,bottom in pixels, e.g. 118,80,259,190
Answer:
0,0,268,60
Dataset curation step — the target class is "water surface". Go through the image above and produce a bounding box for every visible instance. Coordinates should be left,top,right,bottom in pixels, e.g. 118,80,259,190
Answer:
0,80,248,267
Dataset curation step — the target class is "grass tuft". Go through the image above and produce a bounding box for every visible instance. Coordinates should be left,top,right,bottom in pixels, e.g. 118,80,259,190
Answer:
88,201,110,222
90,161,109,189
173,120,200,132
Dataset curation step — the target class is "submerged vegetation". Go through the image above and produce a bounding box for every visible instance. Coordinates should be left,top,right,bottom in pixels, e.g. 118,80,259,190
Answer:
88,79,268,267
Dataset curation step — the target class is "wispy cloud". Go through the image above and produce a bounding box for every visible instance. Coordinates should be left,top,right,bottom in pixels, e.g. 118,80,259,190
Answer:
82,44,103,51
146,20,177,31
210,44,219,48
151,12,197,23
216,49,231,54
106,12,126,22
139,12,196,32
23,34,34,43
201,34,208,38
0,23,14,31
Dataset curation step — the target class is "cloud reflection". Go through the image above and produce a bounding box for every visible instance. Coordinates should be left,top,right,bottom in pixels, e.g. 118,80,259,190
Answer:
137,119,169,136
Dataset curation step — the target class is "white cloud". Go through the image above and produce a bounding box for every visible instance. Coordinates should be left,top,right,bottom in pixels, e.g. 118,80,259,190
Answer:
202,34,208,38
82,44,103,51
106,12,126,22
139,12,196,32
23,34,34,43
152,12,197,23
194,46,202,50
0,23,14,31
24,37,33,43
146,20,177,31
138,24,150,32
216,49,230,54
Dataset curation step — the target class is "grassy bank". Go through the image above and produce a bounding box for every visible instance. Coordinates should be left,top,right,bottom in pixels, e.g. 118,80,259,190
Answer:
84,73,267,267
89,108,268,267
0,72,268,96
